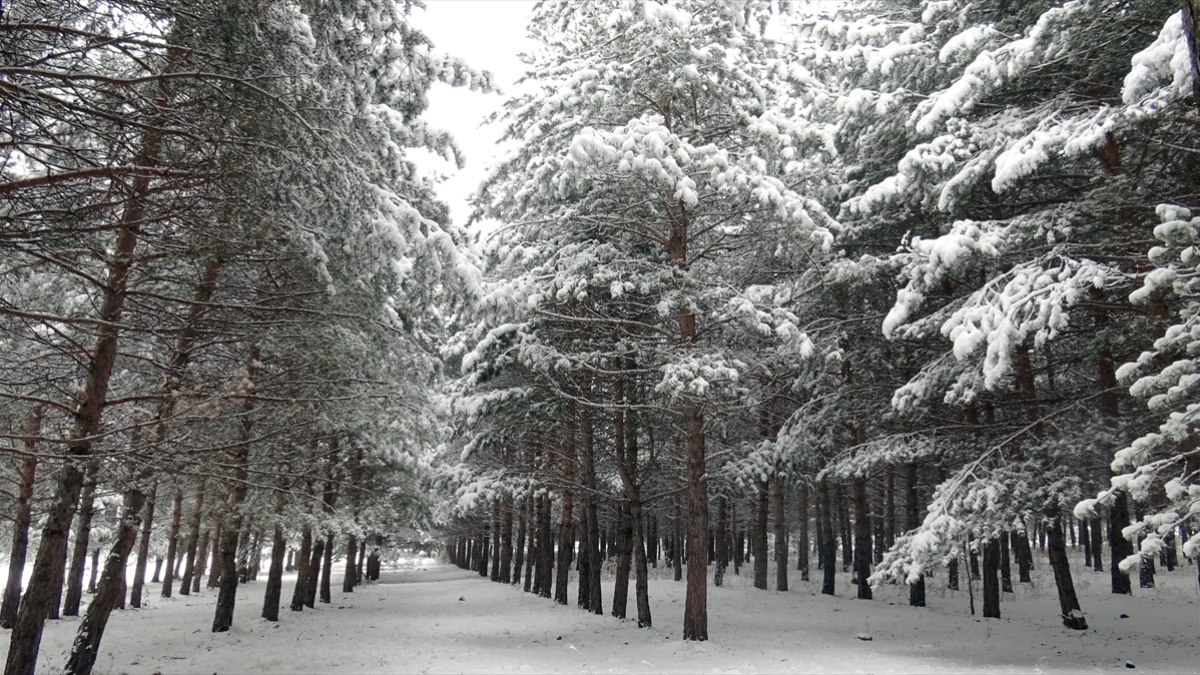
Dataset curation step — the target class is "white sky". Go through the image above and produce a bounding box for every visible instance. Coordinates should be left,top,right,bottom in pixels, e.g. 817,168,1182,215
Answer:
412,0,537,230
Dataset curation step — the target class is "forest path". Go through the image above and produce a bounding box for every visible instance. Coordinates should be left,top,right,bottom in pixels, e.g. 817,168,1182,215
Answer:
1,562,1195,673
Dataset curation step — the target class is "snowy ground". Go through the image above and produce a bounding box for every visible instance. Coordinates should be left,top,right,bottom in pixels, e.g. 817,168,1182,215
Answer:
1,557,1196,674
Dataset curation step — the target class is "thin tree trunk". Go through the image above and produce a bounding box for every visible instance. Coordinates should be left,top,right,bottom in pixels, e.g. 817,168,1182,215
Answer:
753,482,768,590
513,495,528,586
211,344,259,632
797,485,810,581
319,532,333,604
63,466,99,617
62,489,146,675
612,503,632,619
342,534,358,593
1047,518,1088,629
207,522,222,589
982,538,1000,618
86,550,99,595
1090,517,1104,572
1081,517,1092,568
772,476,788,592
714,497,729,587
1000,531,1013,594
820,479,837,596
499,497,514,584
1110,493,1133,594
179,477,208,597
555,413,576,605
852,477,872,600
161,490,183,598
262,487,288,622
0,407,41,628
904,462,925,606
579,409,602,615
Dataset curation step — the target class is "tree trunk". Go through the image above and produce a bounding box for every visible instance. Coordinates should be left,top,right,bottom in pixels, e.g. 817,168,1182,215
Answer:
1181,0,1200,114
62,489,146,675
179,477,208,597
1090,517,1104,572
852,477,872,600
87,550,100,595
500,497,514,584
1110,493,1133,594
63,466,99,617
1080,517,1092,568
982,538,1000,619
207,523,222,589
161,490,183,598
1013,525,1033,582
753,482,769,590
714,497,729,587
0,407,41,629
555,413,577,605
579,409,602,615
612,503,632,619
1047,518,1087,629
797,485,809,581
513,495,528,586
342,534,358,593
772,476,788,592
489,501,501,582
152,558,164,585
290,524,312,611
319,532,334,604
903,462,925,606
211,345,259,632
262,487,287,623
820,479,836,596
1000,531,1013,594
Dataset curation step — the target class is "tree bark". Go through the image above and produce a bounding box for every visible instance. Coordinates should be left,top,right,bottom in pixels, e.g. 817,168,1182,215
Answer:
903,462,925,606
820,479,837,596
1110,493,1133,594
0,407,41,629
161,490,183,598
1000,531,1014,594
319,532,334,604
752,482,769,590
513,495,528,586
555,413,576,605
342,534,358,593
499,497,514,584
63,466,99,617
1181,0,1200,114
579,409,602,615
772,476,788,592
797,485,810,581
179,477,207,596
982,538,1001,619
262,486,288,622
1090,517,1104,572
62,489,146,675
1047,518,1087,629
612,503,632,619
852,477,872,600
211,344,259,632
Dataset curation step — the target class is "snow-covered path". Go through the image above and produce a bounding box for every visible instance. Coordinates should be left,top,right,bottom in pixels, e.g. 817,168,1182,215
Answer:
2,562,1196,673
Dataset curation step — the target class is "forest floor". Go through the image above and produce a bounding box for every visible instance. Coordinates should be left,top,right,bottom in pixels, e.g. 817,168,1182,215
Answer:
1,556,1197,674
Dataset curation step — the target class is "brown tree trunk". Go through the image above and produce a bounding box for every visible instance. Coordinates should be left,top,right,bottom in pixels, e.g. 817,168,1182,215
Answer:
63,466,99,617
1,407,41,628
1047,518,1088,629
819,479,837,596
612,503,632,619
343,534,358,593
489,501,501,582
319,532,334,604
536,493,553,597
207,522,222,589
1110,493,1134,593
161,490,183,598
555,413,576,605
179,477,208,596
904,462,925,606
797,485,809,581
579,409,602,615
753,482,768,590
499,497,514,584
86,550,100,595
63,489,146,675
130,480,158,608
262,486,288,622
1090,517,1104,572
211,344,259,632
772,476,788,592
982,537,1001,618
1000,531,1013,594
852,477,872,600
714,497,729,587
513,495,528,586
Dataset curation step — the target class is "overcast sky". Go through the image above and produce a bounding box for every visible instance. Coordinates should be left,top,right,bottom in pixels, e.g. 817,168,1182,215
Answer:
412,1,536,230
